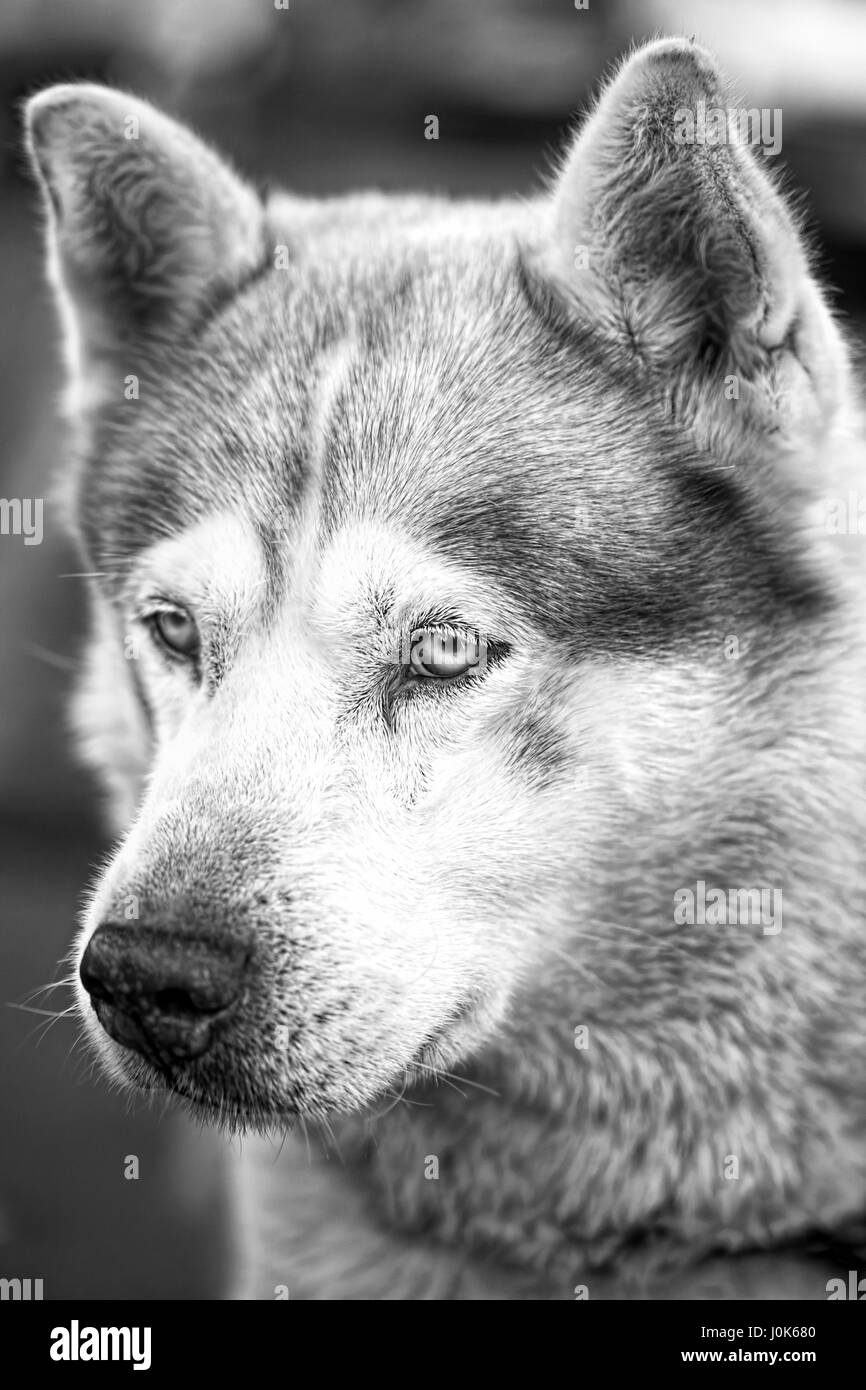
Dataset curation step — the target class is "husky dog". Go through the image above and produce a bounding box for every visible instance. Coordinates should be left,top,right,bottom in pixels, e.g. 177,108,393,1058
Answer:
26,38,866,1299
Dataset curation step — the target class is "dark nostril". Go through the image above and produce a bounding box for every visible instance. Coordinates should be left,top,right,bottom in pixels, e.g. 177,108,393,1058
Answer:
153,986,197,1014
79,922,250,1064
151,984,237,1016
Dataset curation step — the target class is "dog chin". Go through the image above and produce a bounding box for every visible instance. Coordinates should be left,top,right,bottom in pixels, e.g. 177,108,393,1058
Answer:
84,1025,401,1134
93,1046,311,1133
82,990,495,1135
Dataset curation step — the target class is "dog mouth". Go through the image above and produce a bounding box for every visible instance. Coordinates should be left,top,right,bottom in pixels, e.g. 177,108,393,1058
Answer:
85,980,482,1125
78,918,489,1123
103,1042,311,1129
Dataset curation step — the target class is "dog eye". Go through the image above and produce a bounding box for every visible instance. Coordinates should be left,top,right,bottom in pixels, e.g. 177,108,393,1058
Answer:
149,606,200,659
409,626,483,679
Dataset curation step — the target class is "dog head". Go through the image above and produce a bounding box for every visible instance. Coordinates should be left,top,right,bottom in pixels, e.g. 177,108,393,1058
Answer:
25,36,865,1187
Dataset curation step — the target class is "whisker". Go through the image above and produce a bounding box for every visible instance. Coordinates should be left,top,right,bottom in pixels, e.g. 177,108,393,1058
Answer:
17,976,79,1006
274,1124,292,1164
368,1077,411,1119
21,642,78,672
31,1014,72,1047
7,1002,75,1018
544,940,615,991
410,1059,500,1098
299,1114,312,1165
12,1005,78,1052
319,1114,345,1164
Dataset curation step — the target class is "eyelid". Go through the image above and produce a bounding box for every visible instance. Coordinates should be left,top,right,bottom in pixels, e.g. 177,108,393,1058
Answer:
133,594,194,623
384,611,478,648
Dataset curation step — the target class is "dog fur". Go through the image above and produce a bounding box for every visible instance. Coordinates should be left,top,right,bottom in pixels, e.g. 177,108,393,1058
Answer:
25,37,866,1299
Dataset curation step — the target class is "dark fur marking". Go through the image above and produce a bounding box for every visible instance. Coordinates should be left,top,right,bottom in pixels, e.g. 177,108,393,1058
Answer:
186,246,274,342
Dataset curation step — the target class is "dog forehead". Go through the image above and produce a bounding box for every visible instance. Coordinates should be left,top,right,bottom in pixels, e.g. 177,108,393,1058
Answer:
83,206,685,635
220,230,662,534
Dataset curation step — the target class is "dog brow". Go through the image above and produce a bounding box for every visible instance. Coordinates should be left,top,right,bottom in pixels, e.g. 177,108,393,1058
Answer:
256,523,288,627
281,338,359,611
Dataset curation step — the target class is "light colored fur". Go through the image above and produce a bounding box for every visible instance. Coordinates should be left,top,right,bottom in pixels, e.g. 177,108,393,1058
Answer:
25,38,866,1298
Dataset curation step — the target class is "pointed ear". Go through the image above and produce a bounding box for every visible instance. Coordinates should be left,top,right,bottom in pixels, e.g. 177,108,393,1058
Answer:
24,84,265,372
538,39,849,455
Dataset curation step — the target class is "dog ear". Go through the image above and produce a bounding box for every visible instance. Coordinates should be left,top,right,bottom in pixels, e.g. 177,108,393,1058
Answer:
539,39,849,454
24,84,265,371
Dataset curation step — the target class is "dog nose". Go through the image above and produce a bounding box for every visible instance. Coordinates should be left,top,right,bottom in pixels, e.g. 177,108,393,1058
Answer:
79,923,249,1066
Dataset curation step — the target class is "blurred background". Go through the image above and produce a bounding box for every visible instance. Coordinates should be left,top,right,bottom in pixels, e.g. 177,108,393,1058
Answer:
1,0,865,1299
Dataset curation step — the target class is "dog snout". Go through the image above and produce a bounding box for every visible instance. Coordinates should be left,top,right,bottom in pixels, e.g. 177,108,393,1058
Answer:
79,923,250,1066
